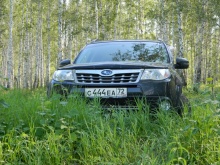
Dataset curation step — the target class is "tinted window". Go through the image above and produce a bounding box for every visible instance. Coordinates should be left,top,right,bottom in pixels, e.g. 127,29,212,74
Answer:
75,42,169,64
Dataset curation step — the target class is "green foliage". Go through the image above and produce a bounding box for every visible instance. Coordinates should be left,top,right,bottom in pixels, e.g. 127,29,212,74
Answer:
0,89,219,164
1,0,220,88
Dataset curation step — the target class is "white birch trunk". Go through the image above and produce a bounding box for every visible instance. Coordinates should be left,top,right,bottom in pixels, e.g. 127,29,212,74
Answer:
63,0,67,58
28,35,34,89
58,0,63,66
46,0,51,85
18,3,25,88
40,19,44,87
67,26,73,60
18,34,23,88
138,0,144,39
193,1,206,85
217,23,220,81
118,1,121,38
136,1,140,39
194,23,205,85
114,3,119,39
159,0,164,39
1,49,7,87
23,0,32,89
159,0,168,43
176,0,184,57
95,0,99,39
29,31,34,88
100,1,105,40
33,2,42,88
23,18,29,88
6,0,14,88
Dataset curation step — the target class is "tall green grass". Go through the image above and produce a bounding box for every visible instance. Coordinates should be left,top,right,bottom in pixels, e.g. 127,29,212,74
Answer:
0,88,219,164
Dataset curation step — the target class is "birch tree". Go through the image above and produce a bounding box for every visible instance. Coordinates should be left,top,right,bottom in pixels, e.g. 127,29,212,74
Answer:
57,0,63,66
46,0,51,85
6,0,14,88
158,0,168,43
95,0,99,39
33,1,42,88
1,0,220,89
0,0,7,87
17,2,25,88
193,0,207,87
23,0,31,88
176,0,184,58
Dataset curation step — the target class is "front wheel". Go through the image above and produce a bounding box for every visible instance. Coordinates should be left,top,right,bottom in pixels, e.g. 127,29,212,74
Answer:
178,94,191,117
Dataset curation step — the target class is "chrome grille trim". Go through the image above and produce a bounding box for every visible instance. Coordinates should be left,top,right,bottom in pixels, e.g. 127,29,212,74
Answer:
75,69,143,84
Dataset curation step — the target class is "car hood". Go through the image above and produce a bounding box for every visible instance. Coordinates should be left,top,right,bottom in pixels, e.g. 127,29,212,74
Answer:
59,61,171,70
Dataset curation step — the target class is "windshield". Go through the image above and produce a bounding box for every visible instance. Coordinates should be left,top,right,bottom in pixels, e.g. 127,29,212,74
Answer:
75,41,169,64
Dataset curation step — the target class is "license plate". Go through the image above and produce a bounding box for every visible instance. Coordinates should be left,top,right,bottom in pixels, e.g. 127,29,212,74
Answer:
85,88,127,98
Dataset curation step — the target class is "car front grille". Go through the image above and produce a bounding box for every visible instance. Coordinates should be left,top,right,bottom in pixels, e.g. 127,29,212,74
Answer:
75,70,142,84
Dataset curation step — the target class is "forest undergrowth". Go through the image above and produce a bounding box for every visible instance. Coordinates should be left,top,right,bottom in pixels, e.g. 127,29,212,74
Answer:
0,87,219,164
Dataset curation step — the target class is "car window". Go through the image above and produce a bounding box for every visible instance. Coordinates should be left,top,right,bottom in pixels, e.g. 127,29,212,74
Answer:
75,42,169,64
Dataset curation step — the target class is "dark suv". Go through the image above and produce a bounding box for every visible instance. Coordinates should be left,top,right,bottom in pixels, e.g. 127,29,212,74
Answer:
47,40,190,115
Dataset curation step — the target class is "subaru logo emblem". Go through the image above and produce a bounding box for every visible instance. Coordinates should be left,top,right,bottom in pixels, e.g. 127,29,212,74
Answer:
101,70,113,76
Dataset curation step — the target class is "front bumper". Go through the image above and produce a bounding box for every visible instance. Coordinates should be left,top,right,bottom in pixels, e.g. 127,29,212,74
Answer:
47,79,174,110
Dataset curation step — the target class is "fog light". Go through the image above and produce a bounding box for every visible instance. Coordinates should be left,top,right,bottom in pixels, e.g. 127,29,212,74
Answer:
159,100,171,111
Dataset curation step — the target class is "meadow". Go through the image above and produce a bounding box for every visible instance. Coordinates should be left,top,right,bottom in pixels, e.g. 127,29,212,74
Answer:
0,87,219,164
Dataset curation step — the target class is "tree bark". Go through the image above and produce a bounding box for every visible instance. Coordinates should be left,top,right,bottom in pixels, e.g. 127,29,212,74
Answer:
6,0,14,88
33,1,42,88
57,0,63,66
95,0,99,39
193,0,206,86
176,0,184,57
18,18,24,88
159,0,168,43
23,0,30,88
46,0,51,85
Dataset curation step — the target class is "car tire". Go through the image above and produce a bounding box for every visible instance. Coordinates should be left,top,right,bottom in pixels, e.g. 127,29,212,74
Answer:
178,94,191,117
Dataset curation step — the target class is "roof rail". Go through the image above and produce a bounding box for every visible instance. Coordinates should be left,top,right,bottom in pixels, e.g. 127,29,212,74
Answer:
157,38,169,45
91,39,99,43
157,38,163,42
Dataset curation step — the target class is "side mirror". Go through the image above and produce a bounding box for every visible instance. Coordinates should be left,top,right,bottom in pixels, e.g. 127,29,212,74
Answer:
59,59,71,67
174,57,189,69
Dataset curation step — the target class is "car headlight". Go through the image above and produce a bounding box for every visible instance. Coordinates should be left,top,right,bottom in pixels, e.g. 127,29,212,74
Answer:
53,70,75,81
141,69,170,80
